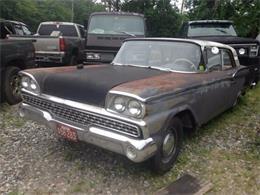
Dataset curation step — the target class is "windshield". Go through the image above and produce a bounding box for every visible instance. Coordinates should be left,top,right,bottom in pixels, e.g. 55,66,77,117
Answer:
38,24,78,37
188,23,237,36
88,15,144,35
113,41,202,72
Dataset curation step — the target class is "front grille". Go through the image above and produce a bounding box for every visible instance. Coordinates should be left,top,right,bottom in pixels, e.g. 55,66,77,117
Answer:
22,93,141,138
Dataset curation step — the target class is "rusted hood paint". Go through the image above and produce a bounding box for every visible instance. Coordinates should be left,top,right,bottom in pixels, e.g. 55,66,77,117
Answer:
112,71,231,102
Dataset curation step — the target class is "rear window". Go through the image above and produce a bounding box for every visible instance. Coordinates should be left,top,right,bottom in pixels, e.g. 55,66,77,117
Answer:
188,23,237,37
38,24,78,37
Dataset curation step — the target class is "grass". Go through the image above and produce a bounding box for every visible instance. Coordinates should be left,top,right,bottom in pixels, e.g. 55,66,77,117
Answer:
1,86,259,194
144,85,260,194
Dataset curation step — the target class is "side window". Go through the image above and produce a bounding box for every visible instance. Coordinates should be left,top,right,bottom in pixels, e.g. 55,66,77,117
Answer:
14,24,24,35
206,48,222,71
22,25,31,35
222,49,233,70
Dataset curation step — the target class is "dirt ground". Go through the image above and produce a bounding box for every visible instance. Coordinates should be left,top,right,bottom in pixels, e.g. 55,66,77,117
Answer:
0,86,259,195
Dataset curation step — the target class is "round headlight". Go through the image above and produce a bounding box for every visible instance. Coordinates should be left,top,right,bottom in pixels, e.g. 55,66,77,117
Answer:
21,76,30,88
238,48,246,55
128,100,143,117
113,96,126,112
29,80,39,93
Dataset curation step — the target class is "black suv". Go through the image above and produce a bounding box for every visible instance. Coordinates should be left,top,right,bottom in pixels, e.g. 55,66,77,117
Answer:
179,20,259,85
0,19,32,39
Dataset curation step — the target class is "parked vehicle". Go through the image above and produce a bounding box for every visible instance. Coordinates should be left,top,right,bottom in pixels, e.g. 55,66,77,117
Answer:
9,21,85,66
0,19,32,39
0,39,35,104
84,12,146,64
19,38,248,173
179,20,259,86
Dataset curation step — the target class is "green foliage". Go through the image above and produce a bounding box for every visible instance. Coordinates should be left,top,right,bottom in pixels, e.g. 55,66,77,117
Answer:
0,0,105,32
0,0,258,37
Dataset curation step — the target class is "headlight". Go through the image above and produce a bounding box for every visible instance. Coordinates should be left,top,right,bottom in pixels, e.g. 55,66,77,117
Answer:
20,75,40,94
107,95,145,119
128,100,143,117
21,76,30,88
113,96,126,112
86,53,101,60
238,48,246,55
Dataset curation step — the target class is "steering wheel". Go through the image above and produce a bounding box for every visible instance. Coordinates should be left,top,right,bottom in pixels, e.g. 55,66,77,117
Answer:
173,58,196,71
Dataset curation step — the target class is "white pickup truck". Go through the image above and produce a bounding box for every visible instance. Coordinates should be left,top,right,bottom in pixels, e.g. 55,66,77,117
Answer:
9,21,85,66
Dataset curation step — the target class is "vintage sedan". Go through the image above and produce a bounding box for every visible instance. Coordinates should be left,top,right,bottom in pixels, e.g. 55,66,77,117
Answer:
19,38,248,173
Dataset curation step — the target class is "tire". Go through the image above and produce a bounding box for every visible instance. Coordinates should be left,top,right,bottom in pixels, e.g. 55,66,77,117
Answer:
150,117,183,174
3,66,22,105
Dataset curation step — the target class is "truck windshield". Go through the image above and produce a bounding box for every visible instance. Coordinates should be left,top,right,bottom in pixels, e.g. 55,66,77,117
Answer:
38,24,78,37
113,41,202,72
88,15,144,35
188,23,237,36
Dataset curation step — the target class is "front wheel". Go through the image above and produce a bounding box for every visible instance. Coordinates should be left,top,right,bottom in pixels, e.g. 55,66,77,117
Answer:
3,66,22,105
150,117,183,174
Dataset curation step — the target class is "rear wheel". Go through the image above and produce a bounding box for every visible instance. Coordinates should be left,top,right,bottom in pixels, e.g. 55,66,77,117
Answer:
3,66,22,105
150,117,183,174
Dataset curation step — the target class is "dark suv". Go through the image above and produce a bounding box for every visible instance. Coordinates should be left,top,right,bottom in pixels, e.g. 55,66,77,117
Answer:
179,20,259,85
0,19,32,39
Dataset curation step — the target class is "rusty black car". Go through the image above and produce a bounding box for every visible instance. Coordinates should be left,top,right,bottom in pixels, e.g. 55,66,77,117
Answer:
19,38,248,173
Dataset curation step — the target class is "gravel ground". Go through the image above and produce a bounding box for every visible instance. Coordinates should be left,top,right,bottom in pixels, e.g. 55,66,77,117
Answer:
0,86,259,194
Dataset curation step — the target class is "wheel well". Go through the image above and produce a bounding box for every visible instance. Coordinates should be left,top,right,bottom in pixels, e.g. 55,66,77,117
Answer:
175,110,197,133
7,59,25,70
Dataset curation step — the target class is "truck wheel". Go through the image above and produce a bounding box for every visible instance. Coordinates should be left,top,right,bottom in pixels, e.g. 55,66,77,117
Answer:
150,117,183,174
3,66,22,105
69,55,78,65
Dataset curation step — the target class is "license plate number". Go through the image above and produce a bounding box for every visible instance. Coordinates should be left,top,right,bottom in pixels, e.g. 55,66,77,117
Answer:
56,124,78,142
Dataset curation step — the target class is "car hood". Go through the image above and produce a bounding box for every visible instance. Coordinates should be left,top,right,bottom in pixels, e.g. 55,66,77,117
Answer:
189,36,259,44
27,65,167,107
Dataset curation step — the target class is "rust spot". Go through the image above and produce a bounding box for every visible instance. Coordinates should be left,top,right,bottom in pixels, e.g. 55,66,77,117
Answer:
112,71,227,100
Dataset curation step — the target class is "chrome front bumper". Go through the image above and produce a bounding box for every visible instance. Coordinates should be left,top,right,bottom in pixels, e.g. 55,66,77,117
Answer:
19,103,157,163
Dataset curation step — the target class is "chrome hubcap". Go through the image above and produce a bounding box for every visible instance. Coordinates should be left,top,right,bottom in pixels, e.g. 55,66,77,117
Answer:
162,132,175,158
10,75,21,97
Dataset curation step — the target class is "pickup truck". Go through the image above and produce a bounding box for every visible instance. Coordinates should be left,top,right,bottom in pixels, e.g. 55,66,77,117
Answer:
9,21,85,66
19,38,248,173
0,19,32,39
179,20,260,86
0,39,35,104
84,12,146,64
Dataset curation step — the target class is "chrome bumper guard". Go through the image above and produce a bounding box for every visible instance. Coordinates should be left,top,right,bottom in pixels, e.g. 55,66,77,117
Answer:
19,103,157,162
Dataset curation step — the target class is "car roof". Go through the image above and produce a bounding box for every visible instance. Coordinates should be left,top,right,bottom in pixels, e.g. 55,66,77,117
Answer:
187,20,233,24
90,12,144,17
124,37,234,49
0,19,27,26
39,21,84,27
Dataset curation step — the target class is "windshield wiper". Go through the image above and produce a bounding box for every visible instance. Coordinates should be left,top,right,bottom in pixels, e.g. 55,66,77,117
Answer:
114,31,136,37
215,28,228,34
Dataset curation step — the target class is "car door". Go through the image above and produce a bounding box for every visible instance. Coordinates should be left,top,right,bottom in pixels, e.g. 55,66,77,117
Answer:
221,49,247,107
195,47,243,123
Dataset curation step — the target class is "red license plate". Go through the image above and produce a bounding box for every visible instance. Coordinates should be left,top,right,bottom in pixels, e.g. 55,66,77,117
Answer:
56,124,78,142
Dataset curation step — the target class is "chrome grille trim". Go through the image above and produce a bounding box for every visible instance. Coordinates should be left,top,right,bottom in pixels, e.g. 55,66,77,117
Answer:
22,93,141,138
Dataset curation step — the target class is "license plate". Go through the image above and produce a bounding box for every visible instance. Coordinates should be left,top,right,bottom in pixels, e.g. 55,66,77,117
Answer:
56,124,78,142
